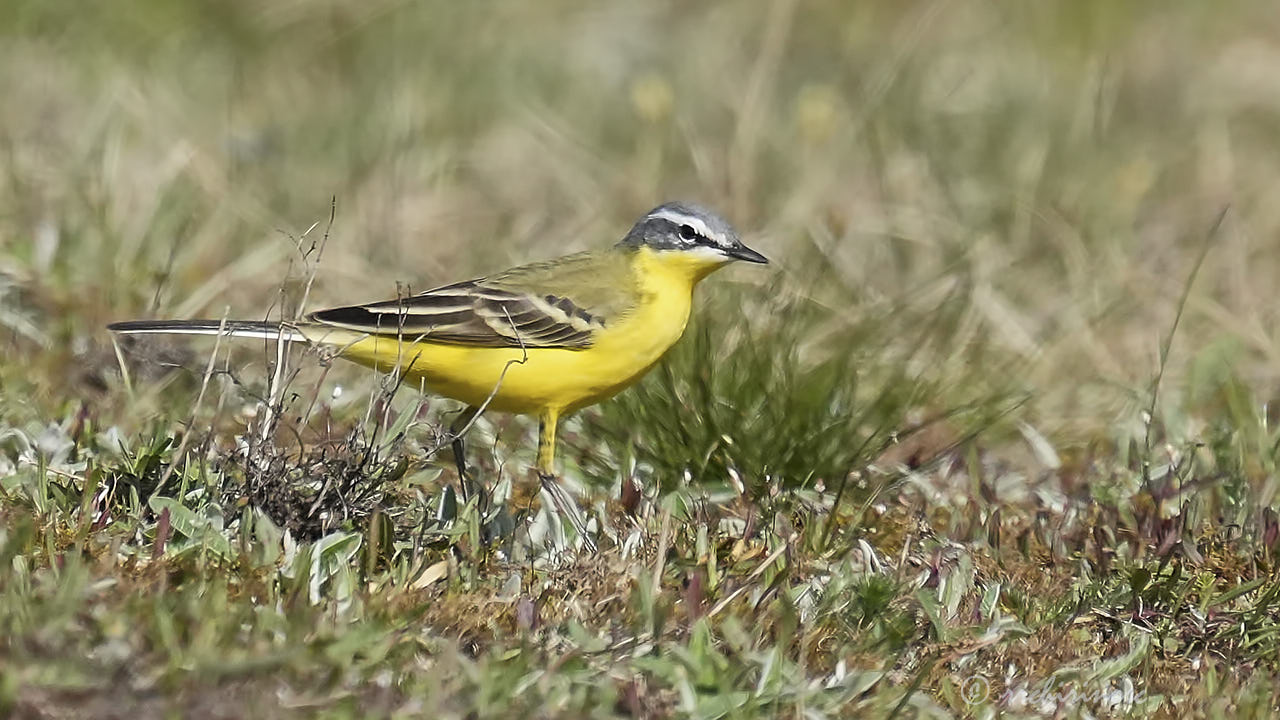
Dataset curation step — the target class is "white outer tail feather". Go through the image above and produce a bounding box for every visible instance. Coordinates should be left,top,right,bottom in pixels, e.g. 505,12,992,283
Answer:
107,320,308,343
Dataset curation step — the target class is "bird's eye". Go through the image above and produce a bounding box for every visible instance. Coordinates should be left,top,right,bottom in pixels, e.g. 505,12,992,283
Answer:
678,224,700,241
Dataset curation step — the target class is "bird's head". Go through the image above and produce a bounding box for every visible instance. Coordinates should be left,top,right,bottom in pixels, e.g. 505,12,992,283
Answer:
619,202,767,279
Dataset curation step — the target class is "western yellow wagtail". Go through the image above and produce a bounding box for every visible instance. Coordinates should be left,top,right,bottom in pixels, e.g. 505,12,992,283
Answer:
110,202,766,545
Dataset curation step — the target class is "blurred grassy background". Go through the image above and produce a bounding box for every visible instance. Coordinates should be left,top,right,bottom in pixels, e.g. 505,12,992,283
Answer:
6,0,1280,424
6,0,1280,716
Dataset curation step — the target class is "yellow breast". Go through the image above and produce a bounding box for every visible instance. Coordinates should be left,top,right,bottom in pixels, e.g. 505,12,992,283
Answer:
335,246,728,416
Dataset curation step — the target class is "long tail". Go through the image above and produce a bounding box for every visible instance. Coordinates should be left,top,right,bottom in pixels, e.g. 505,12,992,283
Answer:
107,319,308,343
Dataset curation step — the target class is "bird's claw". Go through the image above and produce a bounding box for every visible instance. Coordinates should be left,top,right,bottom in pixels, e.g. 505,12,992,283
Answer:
539,472,597,553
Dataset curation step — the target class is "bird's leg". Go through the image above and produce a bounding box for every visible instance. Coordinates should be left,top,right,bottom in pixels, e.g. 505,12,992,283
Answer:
535,410,558,478
449,405,483,505
537,410,596,552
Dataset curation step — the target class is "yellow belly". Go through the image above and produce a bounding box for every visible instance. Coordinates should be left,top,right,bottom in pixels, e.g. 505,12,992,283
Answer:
332,250,710,415
339,317,681,414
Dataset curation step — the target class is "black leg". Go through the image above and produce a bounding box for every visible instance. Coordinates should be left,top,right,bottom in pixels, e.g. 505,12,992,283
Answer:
449,405,481,503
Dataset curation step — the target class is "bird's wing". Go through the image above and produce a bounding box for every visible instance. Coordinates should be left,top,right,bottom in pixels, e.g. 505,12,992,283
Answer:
307,250,639,349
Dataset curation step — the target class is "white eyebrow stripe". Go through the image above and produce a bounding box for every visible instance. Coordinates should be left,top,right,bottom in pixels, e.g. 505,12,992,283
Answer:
649,210,722,245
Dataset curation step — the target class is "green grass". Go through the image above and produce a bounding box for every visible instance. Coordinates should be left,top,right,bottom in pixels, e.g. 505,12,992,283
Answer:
6,0,1280,717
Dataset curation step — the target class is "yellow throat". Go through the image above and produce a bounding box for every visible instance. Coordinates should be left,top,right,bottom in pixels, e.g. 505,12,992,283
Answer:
337,245,732,417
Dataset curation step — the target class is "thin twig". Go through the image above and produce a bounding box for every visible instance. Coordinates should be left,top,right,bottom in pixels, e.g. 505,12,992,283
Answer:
297,196,336,316
1141,206,1229,498
148,313,229,508
650,503,673,588
707,541,789,619
110,335,134,396
450,307,531,445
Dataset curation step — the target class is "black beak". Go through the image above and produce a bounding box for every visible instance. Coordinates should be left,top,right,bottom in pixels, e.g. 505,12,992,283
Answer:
726,243,768,264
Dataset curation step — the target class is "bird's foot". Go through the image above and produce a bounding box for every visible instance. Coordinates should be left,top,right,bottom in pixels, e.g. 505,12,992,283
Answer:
538,472,597,553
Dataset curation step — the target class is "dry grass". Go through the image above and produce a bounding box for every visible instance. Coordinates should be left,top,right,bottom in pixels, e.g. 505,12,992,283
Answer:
5,0,1280,717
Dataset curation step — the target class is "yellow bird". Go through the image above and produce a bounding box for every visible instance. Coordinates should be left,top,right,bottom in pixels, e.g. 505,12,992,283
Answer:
110,202,767,542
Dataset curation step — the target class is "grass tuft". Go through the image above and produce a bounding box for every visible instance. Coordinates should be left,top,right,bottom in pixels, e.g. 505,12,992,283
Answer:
7,0,1280,715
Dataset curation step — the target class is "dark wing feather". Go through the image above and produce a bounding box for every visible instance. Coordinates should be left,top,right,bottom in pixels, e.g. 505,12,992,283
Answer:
307,280,606,349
